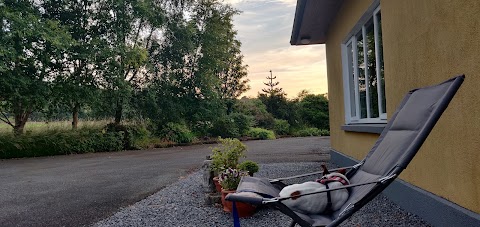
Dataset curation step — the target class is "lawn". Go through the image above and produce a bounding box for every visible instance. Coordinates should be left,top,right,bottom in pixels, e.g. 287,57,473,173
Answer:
0,120,110,134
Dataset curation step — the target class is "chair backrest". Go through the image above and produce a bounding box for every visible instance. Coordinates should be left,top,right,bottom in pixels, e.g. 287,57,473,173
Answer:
362,75,464,176
331,75,465,224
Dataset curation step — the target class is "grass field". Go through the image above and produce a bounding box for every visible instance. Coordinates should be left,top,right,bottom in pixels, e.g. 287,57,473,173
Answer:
0,120,111,134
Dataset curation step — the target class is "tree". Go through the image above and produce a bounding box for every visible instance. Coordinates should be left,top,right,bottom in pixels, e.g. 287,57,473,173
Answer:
298,93,329,130
262,70,283,95
0,0,72,135
234,97,274,128
259,70,290,120
0,0,251,136
149,9,201,126
41,0,101,129
95,0,159,124
146,0,249,127
193,1,249,114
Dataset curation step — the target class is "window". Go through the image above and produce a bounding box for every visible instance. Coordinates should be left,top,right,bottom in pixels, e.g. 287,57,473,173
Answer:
342,6,386,124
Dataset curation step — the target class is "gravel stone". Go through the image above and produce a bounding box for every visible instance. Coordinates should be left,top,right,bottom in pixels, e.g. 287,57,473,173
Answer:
94,162,430,227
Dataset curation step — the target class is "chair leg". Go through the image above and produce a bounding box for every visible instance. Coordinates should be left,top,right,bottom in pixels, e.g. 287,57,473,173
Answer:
289,220,297,227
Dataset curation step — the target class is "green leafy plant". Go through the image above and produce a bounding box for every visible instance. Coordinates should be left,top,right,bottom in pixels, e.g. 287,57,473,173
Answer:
105,123,151,149
210,138,247,174
218,168,249,190
319,129,330,136
209,116,240,138
247,128,276,140
273,119,290,135
0,127,125,159
294,127,320,137
293,127,330,137
238,160,259,176
159,122,196,144
230,113,254,136
191,121,213,138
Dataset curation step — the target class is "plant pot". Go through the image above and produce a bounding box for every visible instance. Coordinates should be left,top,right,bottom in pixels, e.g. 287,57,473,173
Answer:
213,177,222,192
221,189,257,217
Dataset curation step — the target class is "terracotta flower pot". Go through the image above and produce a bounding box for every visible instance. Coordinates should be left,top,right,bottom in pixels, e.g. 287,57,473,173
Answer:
213,177,222,192
221,189,257,217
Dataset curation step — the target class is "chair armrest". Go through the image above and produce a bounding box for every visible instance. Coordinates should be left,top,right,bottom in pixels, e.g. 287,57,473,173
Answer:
225,193,265,205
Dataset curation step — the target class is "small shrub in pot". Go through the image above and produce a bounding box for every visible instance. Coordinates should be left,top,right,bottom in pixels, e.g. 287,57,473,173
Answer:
238,160,259,176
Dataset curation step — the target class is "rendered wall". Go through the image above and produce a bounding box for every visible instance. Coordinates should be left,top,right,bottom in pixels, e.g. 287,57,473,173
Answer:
325,0,480,213
325,0,378,162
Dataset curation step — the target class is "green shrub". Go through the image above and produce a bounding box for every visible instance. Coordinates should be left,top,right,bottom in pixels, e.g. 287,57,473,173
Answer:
210,138,247,174
230,113,254,136
159,122,196,144
294,127,320,137
293,127,330,137
255,114,275,129
191,121,213,138
319,129,330,136
105,123,150,149
247,128,276,140
238,160,259,176
273,119,290,135
209,116,239,138
234,98,274,129
298,94,330,130
0,127,125,159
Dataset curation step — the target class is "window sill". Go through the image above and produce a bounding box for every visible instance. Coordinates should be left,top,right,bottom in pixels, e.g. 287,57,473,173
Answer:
341,124,386,134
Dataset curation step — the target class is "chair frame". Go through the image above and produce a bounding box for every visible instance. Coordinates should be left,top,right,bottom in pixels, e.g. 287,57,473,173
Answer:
227,75,465,227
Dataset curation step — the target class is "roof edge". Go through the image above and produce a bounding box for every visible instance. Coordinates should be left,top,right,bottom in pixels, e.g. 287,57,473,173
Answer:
290,0,307,45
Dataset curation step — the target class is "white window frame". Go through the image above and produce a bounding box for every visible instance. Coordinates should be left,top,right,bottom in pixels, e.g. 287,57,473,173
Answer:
341,6,386,124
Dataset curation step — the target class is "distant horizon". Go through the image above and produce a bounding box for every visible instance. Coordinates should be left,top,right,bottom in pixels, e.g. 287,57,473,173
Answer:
226,0,328,98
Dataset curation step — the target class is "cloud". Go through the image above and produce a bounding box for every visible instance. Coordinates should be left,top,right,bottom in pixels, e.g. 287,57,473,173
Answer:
227,0,328,98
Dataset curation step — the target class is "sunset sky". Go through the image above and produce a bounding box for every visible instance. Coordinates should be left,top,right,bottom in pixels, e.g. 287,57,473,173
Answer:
226,0,328,98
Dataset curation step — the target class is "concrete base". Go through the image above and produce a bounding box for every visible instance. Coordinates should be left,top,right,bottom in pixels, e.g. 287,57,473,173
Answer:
205,192,222,206
330,149,480,227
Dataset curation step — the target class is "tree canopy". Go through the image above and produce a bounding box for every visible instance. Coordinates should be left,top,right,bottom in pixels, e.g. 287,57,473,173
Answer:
0,0,250,135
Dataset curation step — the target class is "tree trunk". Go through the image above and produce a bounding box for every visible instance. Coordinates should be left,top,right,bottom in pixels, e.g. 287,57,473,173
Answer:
114,100,123,125
226,100,234,115
72,102,80,130
13,102,30,136
13,119,27,136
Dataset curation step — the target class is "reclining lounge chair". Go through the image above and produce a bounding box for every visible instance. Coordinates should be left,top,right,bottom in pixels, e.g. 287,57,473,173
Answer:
226,75,465,227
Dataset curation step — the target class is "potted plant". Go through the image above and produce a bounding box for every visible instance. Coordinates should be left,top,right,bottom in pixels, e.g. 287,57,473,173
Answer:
218,168,256,217
210,138,247,192
219,168,245,212
238,160,259,176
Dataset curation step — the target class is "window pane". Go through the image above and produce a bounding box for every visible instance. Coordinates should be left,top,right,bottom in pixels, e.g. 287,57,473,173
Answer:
343,7,386,123
366,19,379,118
376,11,386,114
357,33,367,119
347,43,356,117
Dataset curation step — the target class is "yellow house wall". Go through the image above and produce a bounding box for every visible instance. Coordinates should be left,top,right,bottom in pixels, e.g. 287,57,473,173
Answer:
325,0,480,213
326,0,379,162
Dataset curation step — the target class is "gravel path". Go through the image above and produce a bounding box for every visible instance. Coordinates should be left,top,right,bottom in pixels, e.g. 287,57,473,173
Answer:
94,162,430,227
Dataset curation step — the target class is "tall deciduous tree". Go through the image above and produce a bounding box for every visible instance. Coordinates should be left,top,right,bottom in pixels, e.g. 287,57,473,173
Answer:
194,0,249,114
0,0,72,135
95,0,156,124
41,0,101,129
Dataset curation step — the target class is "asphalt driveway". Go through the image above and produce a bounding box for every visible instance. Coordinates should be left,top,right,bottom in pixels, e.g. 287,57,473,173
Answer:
0,137,330,227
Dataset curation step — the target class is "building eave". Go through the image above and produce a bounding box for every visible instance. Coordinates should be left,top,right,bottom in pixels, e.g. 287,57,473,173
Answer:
290,0,344,45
